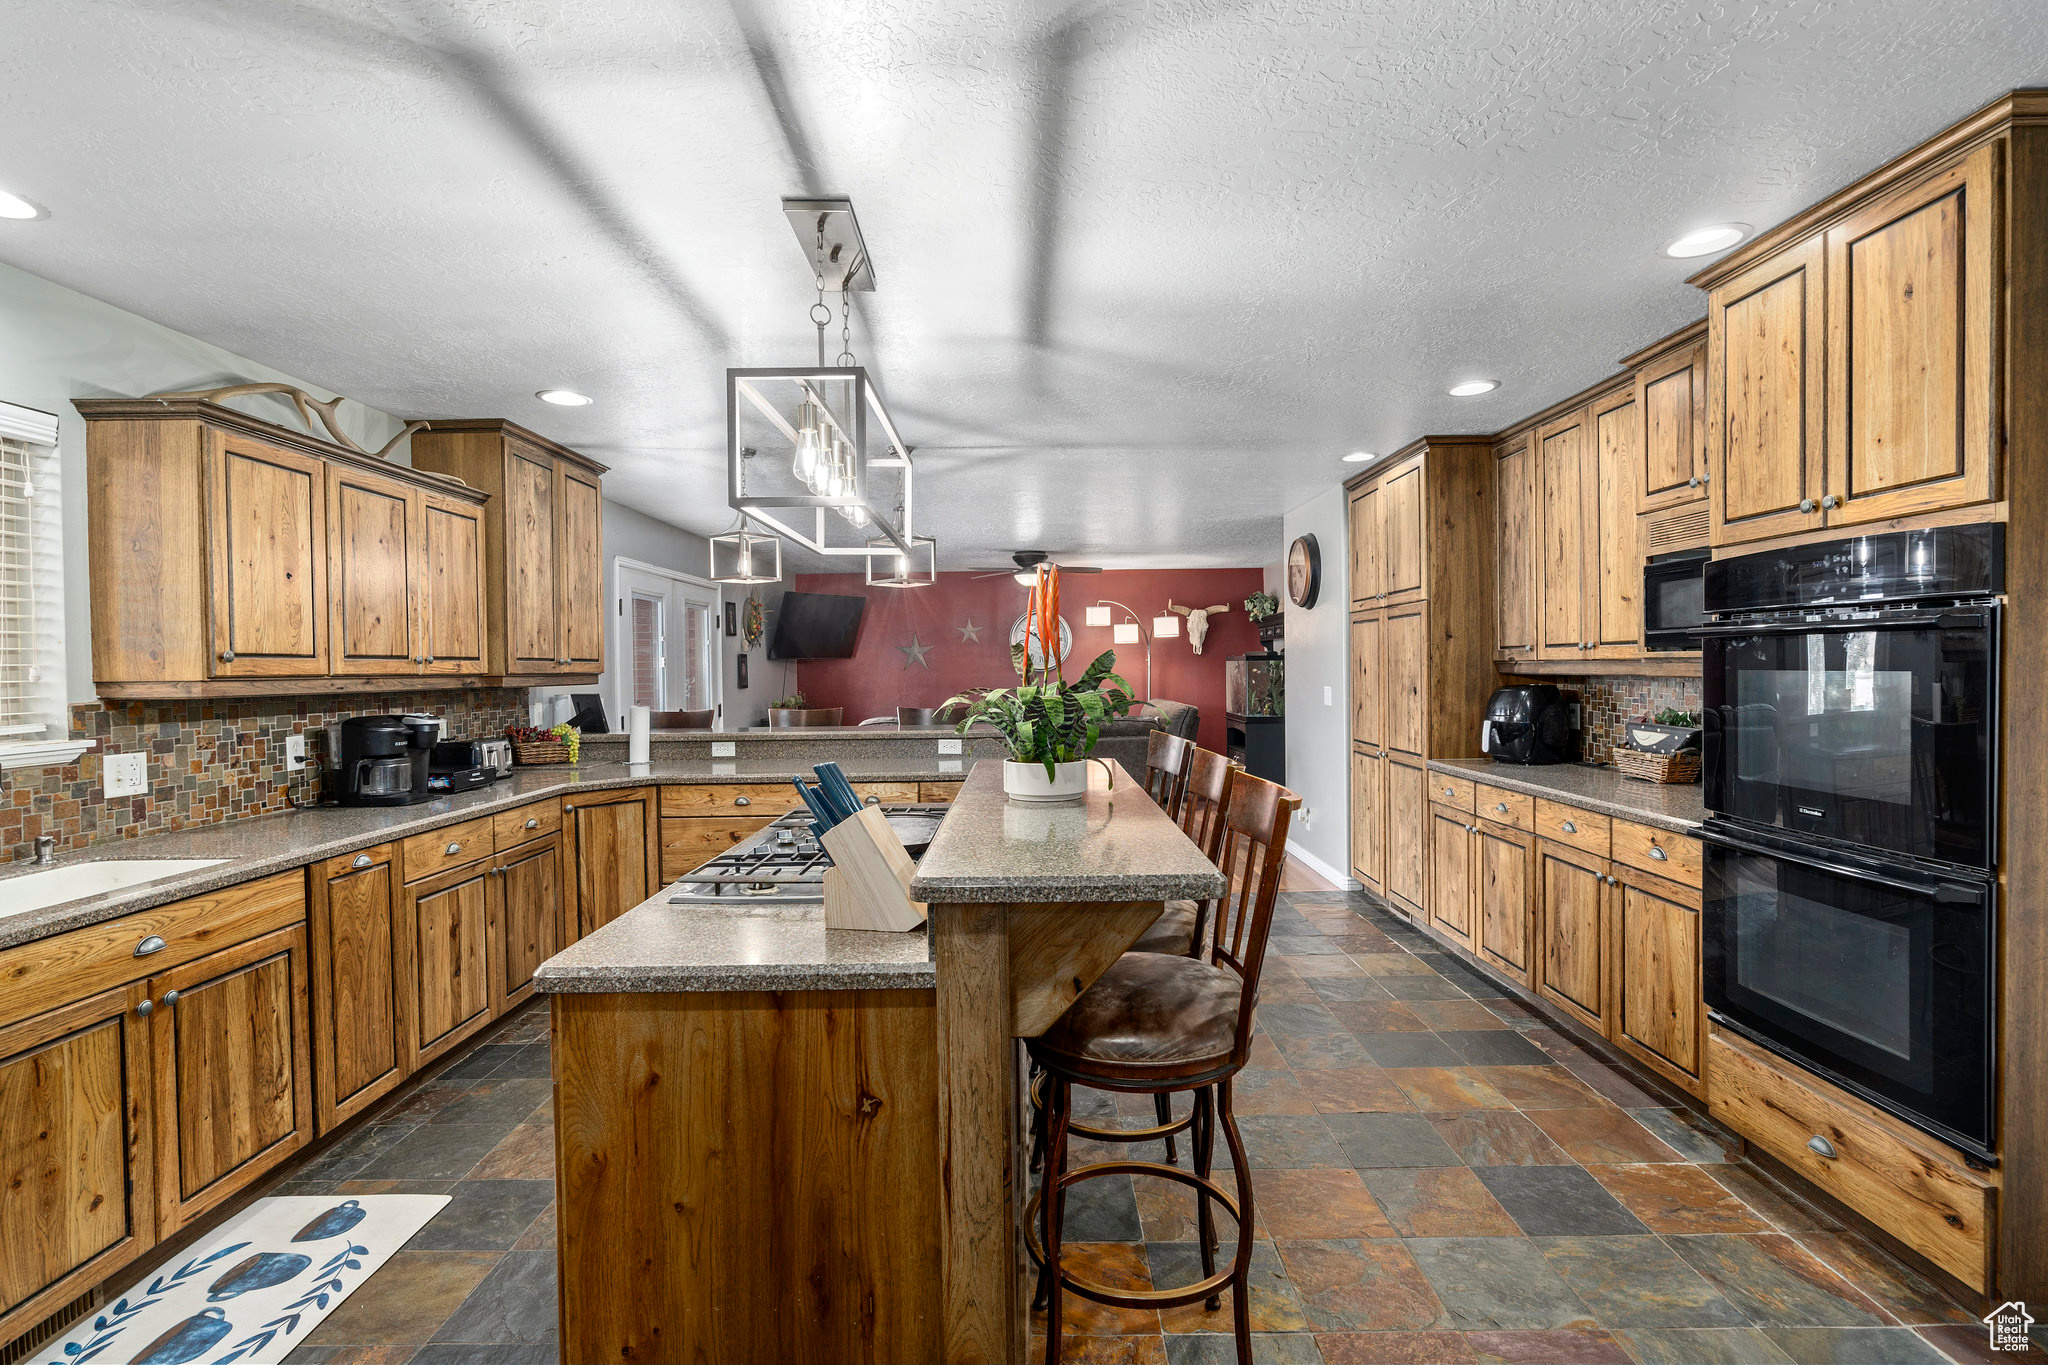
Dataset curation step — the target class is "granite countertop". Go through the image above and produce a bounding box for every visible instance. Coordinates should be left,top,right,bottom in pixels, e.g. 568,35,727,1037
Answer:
585,724,977,742
910,759,1229,904
532,904,937,994
0,757,974,951
1429,758,1706,833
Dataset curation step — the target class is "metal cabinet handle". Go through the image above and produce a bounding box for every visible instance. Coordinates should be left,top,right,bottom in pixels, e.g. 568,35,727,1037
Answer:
136,998,154,1017
1561,820,1578,834
1686,475,1700,487
445,842,463,856
1821,494,1839,510
352,853,373,869
219,649,236,663
525,817,539,829
1494,802,1509,813
866,794,884,806
1443,786,1455,797
1799,498,1816,513
734,796,752,807
425,654,435,664
161,990,180,1008
1807,1134,1838,1159
1604,874,1618,886
1649,845,1668,861
134,934,167,958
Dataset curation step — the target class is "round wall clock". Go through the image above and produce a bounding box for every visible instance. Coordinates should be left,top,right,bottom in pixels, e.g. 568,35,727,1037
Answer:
1287,534,1321,608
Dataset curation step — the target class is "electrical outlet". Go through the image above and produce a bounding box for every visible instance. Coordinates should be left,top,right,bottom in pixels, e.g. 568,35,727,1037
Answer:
1569,702,1583,728
938,738,962,755
713,761,737,776
285,735,307,771
712,741,736,758
1323,686,1333,706
1299,807,1312,830
104,751,147,798
939,758,963,773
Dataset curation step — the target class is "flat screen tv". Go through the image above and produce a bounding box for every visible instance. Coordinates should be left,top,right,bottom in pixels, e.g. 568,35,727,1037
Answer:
768,592,867,660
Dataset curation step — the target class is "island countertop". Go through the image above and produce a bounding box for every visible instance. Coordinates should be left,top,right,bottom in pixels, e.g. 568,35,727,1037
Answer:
910,758,1228,904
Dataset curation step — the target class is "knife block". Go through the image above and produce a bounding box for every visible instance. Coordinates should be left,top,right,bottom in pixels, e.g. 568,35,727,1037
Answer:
819,805,927,933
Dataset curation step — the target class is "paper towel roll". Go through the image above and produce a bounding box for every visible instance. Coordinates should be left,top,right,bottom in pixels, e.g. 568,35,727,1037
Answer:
629,705,651,765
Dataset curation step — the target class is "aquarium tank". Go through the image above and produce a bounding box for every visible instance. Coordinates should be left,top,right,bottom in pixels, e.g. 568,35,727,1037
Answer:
1225,653,1285,716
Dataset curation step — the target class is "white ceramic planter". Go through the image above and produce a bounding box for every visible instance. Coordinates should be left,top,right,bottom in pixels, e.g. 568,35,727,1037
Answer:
1003,759,1093,803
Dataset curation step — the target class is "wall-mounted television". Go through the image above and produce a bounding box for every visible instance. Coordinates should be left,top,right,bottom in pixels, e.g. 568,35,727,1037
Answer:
767,591,867,660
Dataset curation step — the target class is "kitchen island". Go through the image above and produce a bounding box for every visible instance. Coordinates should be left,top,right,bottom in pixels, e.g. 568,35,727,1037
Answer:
536,758,1226,1364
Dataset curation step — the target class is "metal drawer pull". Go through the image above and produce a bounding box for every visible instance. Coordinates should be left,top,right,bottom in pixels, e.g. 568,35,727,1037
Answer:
1687,475,1700,487
137,999,154,1017
734,796,751,807
865,795,882,805
1799,498,1816,513
1807,1134,1838,1160
1494,802,1509,813
1561,820,1577,834
1605,875,1618,886
352,853,373,869
161,990,180,1009
219,648,236,663
134,934,168,957
1821,494,1839,510
1443,786,1455,797
1649,845,1668,861
525,817,539,829
446,842,463,856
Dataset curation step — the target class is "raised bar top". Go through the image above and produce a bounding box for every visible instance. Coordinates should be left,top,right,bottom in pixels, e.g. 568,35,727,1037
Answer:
910,759,1228,904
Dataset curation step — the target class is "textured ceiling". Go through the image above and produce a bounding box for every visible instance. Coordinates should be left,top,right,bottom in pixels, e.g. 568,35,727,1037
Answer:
2,0,2045,571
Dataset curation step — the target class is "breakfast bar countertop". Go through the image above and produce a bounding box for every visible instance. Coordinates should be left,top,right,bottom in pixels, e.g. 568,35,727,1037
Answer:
1429,757,1707,832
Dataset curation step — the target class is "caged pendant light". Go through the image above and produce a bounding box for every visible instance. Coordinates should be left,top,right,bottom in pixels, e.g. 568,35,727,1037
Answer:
710,513,783,585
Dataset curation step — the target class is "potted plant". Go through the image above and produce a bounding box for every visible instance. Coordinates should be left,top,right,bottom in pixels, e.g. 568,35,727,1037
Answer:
766,692,844,728
1244,590,1279,622
946,567,1137,802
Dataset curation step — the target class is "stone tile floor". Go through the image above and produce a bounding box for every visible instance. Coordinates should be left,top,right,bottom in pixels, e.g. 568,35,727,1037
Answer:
262,889,2040,1365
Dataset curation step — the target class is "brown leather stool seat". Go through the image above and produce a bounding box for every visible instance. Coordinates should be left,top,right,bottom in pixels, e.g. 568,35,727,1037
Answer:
1126,898,1201,957
1033,953,1240,1083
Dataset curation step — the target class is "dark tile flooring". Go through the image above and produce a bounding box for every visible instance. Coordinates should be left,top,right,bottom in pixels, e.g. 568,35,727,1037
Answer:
254,890,2028,1365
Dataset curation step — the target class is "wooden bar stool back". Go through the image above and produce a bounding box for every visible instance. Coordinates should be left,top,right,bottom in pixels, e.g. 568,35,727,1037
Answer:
649,708,715,729
1027,771,1300,1365
1142,728,1197,820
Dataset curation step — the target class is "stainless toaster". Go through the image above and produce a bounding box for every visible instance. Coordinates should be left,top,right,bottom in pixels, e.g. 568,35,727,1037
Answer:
479,737,513,779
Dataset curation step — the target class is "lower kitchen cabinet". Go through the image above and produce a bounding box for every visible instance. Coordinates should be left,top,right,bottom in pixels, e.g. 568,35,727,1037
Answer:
0,982,156,1340
1427,804,1474,946
492,832,563,1015
1384,754,1428,920
309,843,408,1133
659,815,774,881
1534,838,1611,1034
1350,745,1385,899
149,924,314,1234
566,787,658,939
1610,865,1704,1089
406,859,494,1068
919,781,964,803
1472,820,1533,984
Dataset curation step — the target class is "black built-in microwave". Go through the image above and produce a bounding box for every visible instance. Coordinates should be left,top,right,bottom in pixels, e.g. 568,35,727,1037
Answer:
1642,547,1710,651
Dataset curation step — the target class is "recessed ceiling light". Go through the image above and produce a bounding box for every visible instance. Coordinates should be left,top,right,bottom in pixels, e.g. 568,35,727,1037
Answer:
1447,380,1498,397
0,188,47,221
536,389,593,406
1342,451,1375,463
1663,223,1750,258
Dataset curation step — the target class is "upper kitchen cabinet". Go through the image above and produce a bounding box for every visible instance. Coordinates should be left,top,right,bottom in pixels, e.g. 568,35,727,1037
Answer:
1347,481,1380,609
80,399,491,698
1492,432,1537,661
1534,406,1591,660
411,419,610,683
1704,239,1828,546
1586,387,1642,658
1629,326,1709,515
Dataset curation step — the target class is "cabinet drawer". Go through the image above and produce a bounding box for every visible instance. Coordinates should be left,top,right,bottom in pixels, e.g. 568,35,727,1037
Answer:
1612,820,1700,885
919,781,964,803
402,815,496,879
1706,1030,1992,1290
493,801,561,850
1475,785,1533,831
0,870,306,1030
1428,772,1476,813
854,781,921,803
1535,799,1609,856
660,783,803,817
659,817,776,880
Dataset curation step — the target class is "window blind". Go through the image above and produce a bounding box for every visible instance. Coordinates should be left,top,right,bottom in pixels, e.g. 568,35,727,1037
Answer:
0,435,41,737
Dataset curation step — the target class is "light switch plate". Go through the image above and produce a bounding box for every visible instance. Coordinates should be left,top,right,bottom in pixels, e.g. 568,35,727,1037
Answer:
104,751,147,798
711,741,736,758
938,738,962,755
1323,686,1333,705
1569,702,1583,728
285,735,307,771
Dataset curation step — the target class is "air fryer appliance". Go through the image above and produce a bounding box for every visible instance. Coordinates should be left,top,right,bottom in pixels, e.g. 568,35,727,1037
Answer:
1479,685,1571,765
428,739,495,794
335,715,431,806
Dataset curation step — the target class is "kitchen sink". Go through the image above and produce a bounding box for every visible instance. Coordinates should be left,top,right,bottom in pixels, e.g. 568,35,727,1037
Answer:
0,859,229,917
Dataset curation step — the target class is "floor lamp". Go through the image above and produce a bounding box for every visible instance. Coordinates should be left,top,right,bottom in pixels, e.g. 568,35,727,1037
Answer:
1085,600,1179,702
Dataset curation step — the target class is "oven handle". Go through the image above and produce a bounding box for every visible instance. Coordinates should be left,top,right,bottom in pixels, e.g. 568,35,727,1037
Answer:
1696,826,1984,905
1691,609,1985,638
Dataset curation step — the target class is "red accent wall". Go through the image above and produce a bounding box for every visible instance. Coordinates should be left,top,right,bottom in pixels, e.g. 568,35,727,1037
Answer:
789,569,1267,753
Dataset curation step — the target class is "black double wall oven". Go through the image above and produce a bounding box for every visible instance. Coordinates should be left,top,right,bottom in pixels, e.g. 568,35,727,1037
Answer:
1697,524,2000,1158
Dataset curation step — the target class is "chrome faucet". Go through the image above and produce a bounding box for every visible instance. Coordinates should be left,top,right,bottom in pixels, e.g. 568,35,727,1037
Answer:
32,835,57,866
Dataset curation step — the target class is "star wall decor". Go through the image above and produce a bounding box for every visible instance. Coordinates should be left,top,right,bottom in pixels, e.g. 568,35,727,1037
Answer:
899,633,934,669
957,618,983,643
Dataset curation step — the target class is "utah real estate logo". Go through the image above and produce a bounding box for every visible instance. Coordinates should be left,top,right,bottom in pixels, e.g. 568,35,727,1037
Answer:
1985,1300,2034,1352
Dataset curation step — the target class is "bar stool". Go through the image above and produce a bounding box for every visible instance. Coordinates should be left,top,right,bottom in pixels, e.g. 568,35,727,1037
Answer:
1027,772,1300,1365
1142,728,1197,820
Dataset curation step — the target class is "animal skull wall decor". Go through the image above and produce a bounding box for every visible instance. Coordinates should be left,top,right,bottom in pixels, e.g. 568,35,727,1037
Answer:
1167,600,1231,655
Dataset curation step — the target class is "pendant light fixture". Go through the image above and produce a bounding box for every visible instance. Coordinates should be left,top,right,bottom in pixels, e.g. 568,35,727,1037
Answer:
710,512,783,585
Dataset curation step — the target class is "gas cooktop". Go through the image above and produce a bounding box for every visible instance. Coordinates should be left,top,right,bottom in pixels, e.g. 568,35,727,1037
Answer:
667,804,950,906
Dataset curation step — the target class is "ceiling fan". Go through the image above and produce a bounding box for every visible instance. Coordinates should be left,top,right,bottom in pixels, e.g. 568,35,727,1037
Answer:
969,550,1106,581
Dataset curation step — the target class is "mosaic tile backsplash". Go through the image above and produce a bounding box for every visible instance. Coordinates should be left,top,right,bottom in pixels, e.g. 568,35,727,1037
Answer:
0,689,530,865
1571,674,1704,767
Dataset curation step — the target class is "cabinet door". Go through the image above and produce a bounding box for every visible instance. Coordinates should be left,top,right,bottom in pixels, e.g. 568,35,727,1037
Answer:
1636,340,1707,512
1474,820,1532,984
309,847,407,1133
1349,746,1384,899
1378,459,1426,603
1535,409,1589,658
327,466,419,675
1612,867,1703,1091
1348,483,1382,608
1493,434,1537,659
659,817,774,882
408,861,494,1067
1824,144,1999,528
1384,755,1427,920
568,789,657,939
150,924,313,1234
1349,611,1382,749
502,441,561,674
493,833,563,1015
206,432,327,677
1535,840,1609,1033
0,984,154,1340
1382,603,1426,763
1587,389,1642,658
420,492,489,675
1709,236,1826,545
1427,807,1473,947
556,463,605,672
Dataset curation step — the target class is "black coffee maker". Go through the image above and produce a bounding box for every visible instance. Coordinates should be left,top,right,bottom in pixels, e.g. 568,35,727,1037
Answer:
335,714,441,806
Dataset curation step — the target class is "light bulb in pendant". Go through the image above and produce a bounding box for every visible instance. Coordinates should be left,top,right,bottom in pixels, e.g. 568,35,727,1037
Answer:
793,401,824,487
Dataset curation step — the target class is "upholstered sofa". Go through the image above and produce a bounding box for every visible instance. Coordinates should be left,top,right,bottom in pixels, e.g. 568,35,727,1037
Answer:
1088,700,1199,776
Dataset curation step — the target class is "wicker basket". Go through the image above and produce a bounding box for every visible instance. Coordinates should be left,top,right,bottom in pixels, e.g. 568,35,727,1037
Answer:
509,737,574,766
1613,746,1701,785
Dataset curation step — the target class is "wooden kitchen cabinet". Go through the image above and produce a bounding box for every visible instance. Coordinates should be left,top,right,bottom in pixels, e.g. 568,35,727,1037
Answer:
1586,388,1642,657
1350,745,1385,899
1347,482,1381,608
0,983,155,1344
309,844,408,1133
1350,612,1382,748
1610,865,1704,1091
406,859,495,1067
1535,838,1609,1033
1378,457,1427,604
492,832,564,1015
1633,332,1708,513
1384,754,1428,920
566,787,659,939
1382,603,1426,762
1706,237,1828,546
207,430,329,681
411,419,611,683
419,492,490,676
1427,803,1474,947
1473,818,1533,985
1536,408,1591,659
327,463,416,676
1493,433,1537,660
149,923,314,1234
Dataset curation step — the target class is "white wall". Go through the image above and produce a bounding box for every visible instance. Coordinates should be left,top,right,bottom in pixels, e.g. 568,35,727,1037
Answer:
1281,485,1352,883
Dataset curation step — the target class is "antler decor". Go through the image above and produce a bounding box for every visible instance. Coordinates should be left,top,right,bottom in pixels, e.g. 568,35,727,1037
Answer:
145,382,429,460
